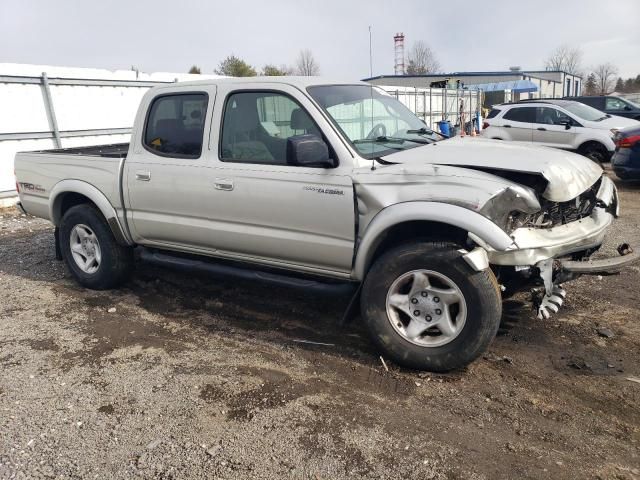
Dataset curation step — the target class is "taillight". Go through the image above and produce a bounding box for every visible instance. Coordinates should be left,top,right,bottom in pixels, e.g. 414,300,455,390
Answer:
14,169,19,193
482,121,490,129
617,134,640,148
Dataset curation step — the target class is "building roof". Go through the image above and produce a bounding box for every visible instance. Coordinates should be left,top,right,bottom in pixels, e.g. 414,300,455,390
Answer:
362,70,581,81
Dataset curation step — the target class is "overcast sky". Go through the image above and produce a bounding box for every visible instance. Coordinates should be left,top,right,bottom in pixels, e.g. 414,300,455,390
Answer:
1,0,638,79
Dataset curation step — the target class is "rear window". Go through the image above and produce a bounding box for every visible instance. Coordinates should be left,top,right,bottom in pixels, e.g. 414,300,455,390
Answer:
144,93,208,158
486,109,501,119
503,107,536,123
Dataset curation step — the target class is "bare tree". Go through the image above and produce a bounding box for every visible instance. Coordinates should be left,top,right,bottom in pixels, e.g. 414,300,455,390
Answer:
295,50,320,76
592,63,619,94
544,44,583,75
406,41,441,75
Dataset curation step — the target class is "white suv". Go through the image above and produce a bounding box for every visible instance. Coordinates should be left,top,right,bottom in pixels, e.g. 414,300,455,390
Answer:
481,99,639,163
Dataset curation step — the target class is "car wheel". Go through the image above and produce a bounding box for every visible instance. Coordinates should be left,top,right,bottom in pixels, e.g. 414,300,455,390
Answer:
59,204,133,289
581,144,607,166
360,242,502,372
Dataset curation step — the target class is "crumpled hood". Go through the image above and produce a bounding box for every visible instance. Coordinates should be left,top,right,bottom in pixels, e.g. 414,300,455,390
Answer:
381,137,603,202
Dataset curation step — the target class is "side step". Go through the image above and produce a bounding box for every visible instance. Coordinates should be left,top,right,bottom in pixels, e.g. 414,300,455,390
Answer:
138,248,358,297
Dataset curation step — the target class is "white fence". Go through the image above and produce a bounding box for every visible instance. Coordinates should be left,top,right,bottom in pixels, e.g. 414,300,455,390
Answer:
0,63,221,194
378,85,482,131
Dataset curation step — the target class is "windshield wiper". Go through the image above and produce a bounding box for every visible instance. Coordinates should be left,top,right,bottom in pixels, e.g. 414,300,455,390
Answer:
406,127,435,135
353,136,406,145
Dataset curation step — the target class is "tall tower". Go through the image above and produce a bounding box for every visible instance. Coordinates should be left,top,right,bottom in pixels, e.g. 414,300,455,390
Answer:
394,33,405,75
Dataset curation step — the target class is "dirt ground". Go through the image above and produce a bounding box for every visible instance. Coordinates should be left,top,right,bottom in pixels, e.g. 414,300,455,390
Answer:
1,172,639,480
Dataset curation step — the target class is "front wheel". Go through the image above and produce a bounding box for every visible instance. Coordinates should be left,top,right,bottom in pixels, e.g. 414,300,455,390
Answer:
59,204,133,289
360,242,502,372
581,143,608,166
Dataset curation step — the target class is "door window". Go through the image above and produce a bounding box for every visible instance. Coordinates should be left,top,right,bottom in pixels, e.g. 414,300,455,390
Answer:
144,93,208,158
502,107,535,123
606,97,627,110
220,91,324,165
535,107,571,125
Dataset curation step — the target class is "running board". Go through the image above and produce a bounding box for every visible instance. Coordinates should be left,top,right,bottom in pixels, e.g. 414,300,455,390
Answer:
138,248,358,296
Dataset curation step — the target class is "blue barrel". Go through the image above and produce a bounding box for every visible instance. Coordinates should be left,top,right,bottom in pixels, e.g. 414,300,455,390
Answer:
438,120,450,136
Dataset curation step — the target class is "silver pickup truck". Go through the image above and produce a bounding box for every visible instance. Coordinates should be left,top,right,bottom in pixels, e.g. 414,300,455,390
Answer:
14,77,639,371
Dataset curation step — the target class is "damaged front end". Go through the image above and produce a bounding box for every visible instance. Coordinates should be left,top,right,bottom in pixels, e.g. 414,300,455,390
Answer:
479,175,639,319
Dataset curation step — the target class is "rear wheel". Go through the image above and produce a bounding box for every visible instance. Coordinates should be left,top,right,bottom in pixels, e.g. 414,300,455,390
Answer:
361,242,502,372
60,204,133,289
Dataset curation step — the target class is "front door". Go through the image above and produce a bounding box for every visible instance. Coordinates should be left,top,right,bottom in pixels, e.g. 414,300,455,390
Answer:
532,106,578,149
206,87,356,275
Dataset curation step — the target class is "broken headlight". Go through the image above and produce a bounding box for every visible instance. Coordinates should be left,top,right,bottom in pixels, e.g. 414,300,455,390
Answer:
480,185,542,233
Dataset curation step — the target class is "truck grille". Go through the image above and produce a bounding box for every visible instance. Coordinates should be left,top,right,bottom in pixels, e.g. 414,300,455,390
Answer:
529,178,601,228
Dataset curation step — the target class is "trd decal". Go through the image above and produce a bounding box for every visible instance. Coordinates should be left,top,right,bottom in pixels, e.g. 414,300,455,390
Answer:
19,182,45,193
303,186,345,196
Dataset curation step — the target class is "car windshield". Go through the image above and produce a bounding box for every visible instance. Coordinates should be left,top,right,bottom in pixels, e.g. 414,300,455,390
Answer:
563,102,608,122
307,85,443,158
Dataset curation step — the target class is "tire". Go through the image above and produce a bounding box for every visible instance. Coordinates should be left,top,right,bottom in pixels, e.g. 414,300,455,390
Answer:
580,143,607,166
59,204,133,289
360,242,502,372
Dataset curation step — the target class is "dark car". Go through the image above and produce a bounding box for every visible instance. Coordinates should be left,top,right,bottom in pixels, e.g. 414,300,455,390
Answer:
612,125,640,180
566,96,640,120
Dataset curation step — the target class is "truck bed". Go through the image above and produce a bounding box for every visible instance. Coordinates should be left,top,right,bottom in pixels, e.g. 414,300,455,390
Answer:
30,143,129,158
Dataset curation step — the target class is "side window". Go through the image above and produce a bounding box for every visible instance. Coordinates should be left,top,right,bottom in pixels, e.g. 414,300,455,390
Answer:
535,107,571,125
486,109,501,119
606,97,626,110
144,93,208,158
503,107,535,123
220,91,325,165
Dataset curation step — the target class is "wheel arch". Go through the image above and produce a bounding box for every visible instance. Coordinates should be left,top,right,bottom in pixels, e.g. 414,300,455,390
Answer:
577,139,608,154
352,202,514,281
50,180,133,246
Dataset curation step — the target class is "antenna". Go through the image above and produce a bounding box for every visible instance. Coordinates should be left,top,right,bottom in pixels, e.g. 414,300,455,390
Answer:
368,26,373,78
370,84,376,171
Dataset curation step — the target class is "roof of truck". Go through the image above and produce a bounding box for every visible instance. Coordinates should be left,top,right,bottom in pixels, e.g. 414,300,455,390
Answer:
163,76,369,88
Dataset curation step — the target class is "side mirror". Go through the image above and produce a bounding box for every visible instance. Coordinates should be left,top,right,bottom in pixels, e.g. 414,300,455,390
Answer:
560,120,571,130
287,134,334,168
624,105,632,111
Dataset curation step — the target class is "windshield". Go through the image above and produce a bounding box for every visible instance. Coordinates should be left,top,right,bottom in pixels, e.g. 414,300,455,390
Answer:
563,102,608,122
307,85,444,158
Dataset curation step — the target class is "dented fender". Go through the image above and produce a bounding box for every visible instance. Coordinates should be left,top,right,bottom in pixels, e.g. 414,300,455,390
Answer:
352,202,515,280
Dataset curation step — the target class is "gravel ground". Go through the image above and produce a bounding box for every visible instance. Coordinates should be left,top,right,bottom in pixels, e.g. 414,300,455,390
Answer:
1,171,639,479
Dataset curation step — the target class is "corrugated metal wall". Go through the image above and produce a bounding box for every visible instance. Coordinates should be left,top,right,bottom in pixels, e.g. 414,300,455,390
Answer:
0,63,222,194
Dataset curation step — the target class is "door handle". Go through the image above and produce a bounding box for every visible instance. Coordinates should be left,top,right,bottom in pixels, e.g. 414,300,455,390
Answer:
537,127,547,131
504,124,511,128
135,171,151,181
214,178,234,191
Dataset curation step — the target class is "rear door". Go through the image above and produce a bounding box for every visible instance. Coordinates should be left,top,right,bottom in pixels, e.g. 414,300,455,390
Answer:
124,86,218,247
532,106,578,149
500,107,535,142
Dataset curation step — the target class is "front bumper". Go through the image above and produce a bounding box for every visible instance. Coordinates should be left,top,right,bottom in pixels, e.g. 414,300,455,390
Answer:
487,176,619,266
